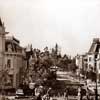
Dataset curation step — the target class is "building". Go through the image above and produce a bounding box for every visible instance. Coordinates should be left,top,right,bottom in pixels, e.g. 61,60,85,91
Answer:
86,38,100,82
87,38,100,71
78,38,100,81
76,55,83,70
75,54,88,74
0,18,27,90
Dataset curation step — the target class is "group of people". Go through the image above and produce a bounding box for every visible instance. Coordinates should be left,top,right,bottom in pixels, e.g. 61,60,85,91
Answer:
63,85,92,100
31,84,96,100
33,85,52,100
77,86,93,100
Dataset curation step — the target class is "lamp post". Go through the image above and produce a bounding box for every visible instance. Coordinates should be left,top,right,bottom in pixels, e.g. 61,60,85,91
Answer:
95,66,98,100
95,57,99,100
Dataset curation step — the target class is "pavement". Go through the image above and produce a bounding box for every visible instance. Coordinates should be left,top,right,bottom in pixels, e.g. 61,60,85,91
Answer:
52,96,78,100
1,95,100,100
52,96,100,100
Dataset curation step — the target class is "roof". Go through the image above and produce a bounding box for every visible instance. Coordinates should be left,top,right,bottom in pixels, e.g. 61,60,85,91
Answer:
88,43,97,53
88,38,100,54
6,36,20,44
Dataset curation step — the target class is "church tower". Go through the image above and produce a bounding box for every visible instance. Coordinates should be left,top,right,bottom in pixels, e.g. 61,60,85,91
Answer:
0,18,8,70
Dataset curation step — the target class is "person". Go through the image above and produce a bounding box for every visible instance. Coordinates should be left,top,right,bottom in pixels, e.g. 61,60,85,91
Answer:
64,88,68,100
35,85,43,100
80,86,83,100
42,94,50,100
86,87,90,100
78,86,81,100
37,94,42,100
42,87,52,100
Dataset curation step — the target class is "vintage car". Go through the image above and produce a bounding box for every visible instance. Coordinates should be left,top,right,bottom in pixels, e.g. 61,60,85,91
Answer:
15,89,24,99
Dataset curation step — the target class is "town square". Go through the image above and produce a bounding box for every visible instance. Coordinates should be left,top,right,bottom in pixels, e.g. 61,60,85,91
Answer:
0,0,100,100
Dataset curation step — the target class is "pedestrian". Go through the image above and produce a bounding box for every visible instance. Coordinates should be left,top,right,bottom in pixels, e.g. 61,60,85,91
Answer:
64,88,68,100
42,94,50,100
42,87,52,100
66,87,68,100
78,86,81,100
35,85,43,100
80,86,84,100
86,87,90,100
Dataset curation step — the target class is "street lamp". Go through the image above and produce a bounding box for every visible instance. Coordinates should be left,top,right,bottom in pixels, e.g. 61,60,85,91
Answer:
95,57,100,100
95,66,98,100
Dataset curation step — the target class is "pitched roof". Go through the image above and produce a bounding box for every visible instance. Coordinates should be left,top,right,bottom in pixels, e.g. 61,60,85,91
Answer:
88,38,100,54
88,43,97,53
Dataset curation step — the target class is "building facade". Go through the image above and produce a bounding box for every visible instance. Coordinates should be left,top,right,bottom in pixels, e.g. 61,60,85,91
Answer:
0,19,27,89
76,38,100,81
75,54,88,74
87,38,100,71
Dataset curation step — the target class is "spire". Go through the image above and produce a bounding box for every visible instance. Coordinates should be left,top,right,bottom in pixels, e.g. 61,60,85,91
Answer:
0,17,8,35
0,18,2,26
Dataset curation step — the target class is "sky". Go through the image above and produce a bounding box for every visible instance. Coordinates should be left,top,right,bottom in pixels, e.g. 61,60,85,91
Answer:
0,0,100,56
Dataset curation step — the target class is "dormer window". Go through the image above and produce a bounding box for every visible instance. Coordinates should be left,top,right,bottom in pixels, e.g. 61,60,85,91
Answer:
8,44,12,52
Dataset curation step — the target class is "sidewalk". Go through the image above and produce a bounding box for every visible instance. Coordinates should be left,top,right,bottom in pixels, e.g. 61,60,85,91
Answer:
52,96,78,100
52,96,98,100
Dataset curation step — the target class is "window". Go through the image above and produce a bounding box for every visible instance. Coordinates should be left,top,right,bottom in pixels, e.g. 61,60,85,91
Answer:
89,64,91,69
7,59,11,68
7,44,13,52
89,57,92,62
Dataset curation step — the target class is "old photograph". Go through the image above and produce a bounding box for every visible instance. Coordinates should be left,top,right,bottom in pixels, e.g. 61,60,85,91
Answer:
0,0,100,100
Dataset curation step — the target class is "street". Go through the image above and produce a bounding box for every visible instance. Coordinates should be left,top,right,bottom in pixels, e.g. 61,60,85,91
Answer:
5,95,100,100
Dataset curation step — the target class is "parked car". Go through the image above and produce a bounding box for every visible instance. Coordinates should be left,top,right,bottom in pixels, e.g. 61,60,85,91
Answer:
15,89,24,99
6,96,15,100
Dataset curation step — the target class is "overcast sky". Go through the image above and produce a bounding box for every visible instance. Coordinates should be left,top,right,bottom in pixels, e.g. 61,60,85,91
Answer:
0,0,100,56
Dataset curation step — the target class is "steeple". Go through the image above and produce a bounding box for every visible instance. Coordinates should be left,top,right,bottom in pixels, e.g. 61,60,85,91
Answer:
0,18,2,26
0,17,7,34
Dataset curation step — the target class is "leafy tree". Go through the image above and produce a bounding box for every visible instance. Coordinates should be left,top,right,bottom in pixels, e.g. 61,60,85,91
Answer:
86,70,96,82
22,44,76,89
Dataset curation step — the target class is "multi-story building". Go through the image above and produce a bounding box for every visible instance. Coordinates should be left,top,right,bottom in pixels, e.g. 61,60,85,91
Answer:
75,54,88,74
87,38,100,71
76,38,100,81
86,38,100,82
87,38,100,80
0,18,27,90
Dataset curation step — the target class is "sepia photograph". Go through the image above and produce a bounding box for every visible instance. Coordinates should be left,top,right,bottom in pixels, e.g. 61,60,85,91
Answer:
0,0,100,100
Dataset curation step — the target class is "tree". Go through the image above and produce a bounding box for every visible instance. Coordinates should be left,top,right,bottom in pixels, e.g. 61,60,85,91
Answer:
55,43,58,55
86,70,96,82
23,44,76,90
